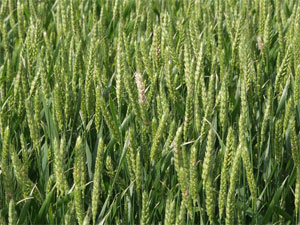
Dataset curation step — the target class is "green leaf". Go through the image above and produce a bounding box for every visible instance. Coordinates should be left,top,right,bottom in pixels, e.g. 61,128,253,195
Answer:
261,177,288,224
34,189,54,224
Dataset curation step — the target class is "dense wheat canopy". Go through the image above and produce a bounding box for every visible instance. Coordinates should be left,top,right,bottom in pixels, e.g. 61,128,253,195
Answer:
0,0,300,224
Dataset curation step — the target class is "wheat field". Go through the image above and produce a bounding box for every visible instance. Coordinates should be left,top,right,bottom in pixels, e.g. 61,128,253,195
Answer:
0,0,300,224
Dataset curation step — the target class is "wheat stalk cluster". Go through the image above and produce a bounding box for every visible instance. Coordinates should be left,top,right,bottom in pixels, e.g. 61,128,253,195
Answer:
0,0,300,224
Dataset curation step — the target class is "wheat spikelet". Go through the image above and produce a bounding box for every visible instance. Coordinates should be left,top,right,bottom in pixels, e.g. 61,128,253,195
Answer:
274,113,284,164
54,136,68,195
283,98,293,133
73,136,85,224
296,168,300,215
275,46,291,91
59,0,67,35
92,138,105,224
178,167,193,220
164,196,175,225
8,199,17,225
194,44,204,133
263,12,271,52
85,41,97,118
65,201,76,225
165,50,176,103
183,39,194,141
2,21,9,59
294,65,300,106
11,149,41,202
225,146,241,225
241,144,257,204
189,146,198,204
150,112,168,164
164,120,176,154
290,109,300,168
205,175,216,224
173,125,183,174
116,31,124,109
220,72,229,132
53,83,64,131
152,25,162,72
46,175,55,195
122,53,142,122
260,86,272,148
175,202,186,225
140,37,153,80
202,128,215,185
200,74,215,143
135,72,149,129
219,127,237,219
141,191,150,225
34,89,41,131
126,127,137,180
1,127,13,202
135,151,142,193
17,1,24,43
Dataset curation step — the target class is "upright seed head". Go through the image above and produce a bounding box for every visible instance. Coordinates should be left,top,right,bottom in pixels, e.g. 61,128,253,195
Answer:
189,146,198,204
92,138,105,224
164,196,175,225
73,136,85,224
173,125,183,174
8,199,17,225
141,191,150,225
135,151,142,193
226,146,241,225
175,202,186,225
202,128,215,185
